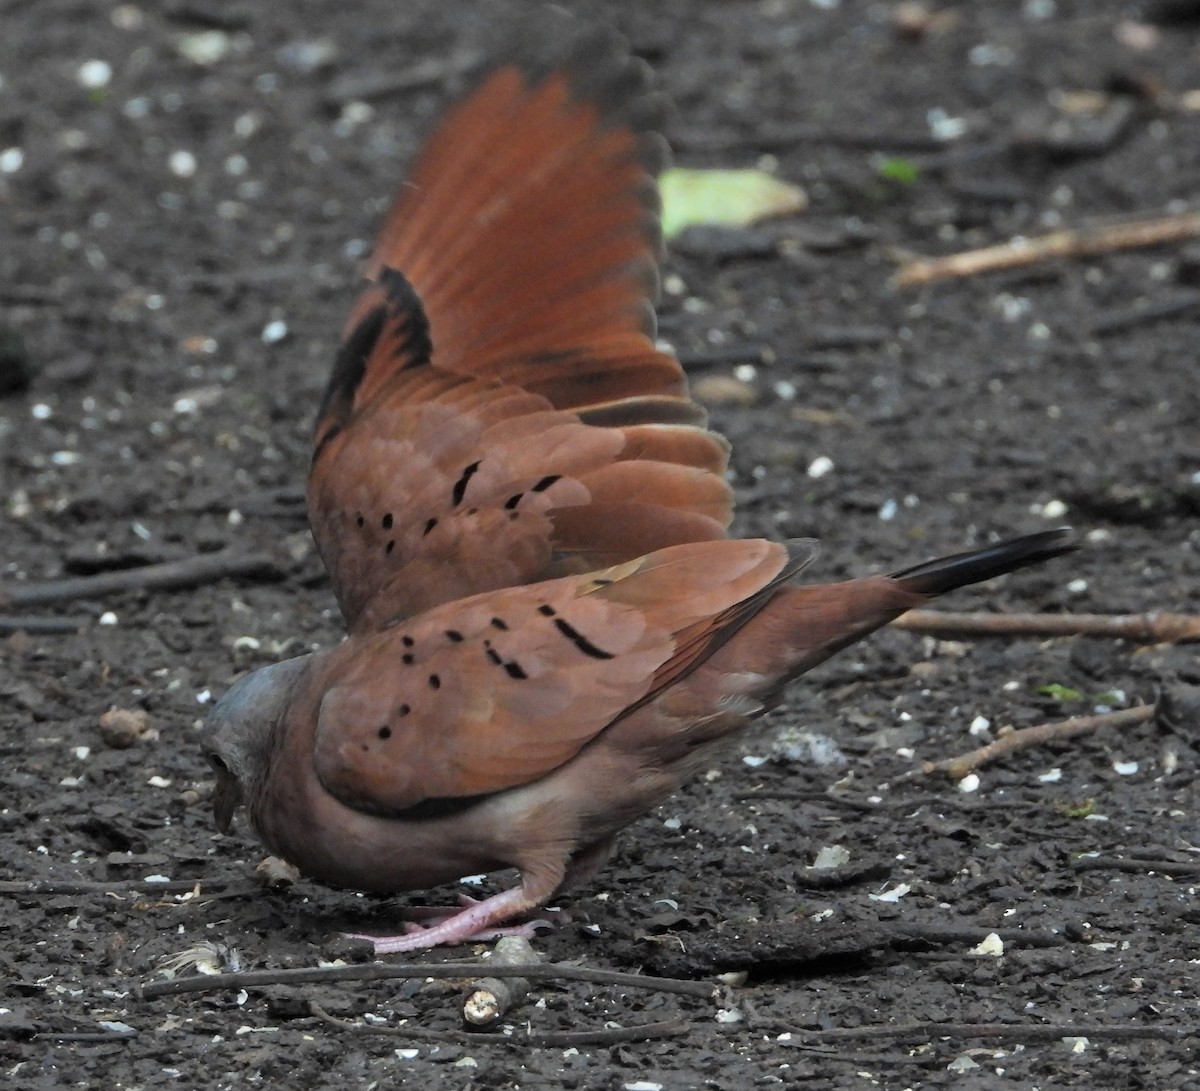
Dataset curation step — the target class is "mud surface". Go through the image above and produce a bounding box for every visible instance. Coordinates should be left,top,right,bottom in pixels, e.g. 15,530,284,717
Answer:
3,1,1199,1087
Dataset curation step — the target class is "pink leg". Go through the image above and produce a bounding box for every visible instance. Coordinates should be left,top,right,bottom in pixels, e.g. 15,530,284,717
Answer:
345,887,550,955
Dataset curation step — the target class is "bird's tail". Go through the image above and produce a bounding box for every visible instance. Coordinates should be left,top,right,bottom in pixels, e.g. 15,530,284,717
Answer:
695,528,1078,706
891,528,1076,596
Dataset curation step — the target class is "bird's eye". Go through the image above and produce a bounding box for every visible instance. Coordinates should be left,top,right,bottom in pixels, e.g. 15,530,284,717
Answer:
205,752,229,775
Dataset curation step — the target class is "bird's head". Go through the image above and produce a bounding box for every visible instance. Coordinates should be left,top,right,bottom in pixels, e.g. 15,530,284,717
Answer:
201,655,312,833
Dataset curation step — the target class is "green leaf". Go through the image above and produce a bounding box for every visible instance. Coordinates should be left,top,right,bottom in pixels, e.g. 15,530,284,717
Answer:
659,168,807,240
1057,798,1096,819
875,156,921,186
1036,683,1084,702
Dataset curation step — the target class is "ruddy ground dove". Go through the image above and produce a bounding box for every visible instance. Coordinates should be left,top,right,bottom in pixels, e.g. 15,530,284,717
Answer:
204,15,1075,953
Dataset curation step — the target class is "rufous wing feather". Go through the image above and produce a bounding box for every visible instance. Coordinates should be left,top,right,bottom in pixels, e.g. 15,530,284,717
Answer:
310,539,797,813
307,17,735,631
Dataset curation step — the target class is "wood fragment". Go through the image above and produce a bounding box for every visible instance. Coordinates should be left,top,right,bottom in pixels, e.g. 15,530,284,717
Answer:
462,935,540,1027
923,705,1156,780
893,210,1200,288
0,550,287,608
894,609,1200,643
137,959,717,1001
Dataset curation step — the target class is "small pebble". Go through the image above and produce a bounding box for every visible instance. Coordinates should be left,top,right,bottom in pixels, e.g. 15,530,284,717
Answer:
168,150,197,178
77,59,113,89
261,319,289,344
99,707,158,749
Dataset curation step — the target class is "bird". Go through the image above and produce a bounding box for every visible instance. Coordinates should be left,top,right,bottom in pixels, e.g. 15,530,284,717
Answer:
203,14,1076,954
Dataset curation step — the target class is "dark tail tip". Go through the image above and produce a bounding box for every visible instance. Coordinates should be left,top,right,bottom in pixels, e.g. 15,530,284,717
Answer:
892,528,1077,597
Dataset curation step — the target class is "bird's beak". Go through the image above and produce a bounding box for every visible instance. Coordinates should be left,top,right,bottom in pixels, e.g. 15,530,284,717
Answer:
213,770,243,834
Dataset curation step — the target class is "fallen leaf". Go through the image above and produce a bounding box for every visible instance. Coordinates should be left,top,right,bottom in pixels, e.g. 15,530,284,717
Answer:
660,168,807,239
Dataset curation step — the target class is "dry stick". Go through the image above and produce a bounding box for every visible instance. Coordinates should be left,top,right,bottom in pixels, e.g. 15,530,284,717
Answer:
0,878,234,896
799,1021,1192,1044
309,1002,687,1048
137,961,717,1002
1071,856,1200,876
924,705,1156,781
894,608,1200,643
0,615,89,634
0,550,285,608
893,210,1200,288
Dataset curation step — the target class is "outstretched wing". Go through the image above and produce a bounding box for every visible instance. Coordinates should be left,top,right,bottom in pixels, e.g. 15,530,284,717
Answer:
308,15,732,632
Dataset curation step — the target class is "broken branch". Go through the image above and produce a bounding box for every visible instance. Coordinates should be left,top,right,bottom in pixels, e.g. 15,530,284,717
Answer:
137,959,717,1001
310,1002,687,1047
923,704,1156,780
893,210,1200,288
0,550,286,608
894,608,1200,643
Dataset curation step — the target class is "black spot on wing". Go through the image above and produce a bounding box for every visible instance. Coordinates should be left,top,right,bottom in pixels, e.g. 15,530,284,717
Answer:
531,474,561,492
504,661,529,680
452,461,481,506
554,617,615,660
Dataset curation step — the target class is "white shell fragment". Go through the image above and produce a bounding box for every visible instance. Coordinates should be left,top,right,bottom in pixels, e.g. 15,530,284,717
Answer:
970,932,1005,957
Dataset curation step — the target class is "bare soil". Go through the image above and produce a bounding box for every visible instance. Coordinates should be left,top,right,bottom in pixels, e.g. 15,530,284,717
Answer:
2,1,1198,1087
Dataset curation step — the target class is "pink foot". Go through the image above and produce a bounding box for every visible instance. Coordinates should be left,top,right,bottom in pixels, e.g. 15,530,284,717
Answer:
343,889,561,954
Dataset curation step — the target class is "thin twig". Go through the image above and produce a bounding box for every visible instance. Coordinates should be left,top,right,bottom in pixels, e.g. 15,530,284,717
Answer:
310,1002,687,1048
894,609,1200,643
1089,291,1200,336
1071,856,1200,876
0,615,89,634
893,210,1200,288
0,550,286,608
137,960,717,1001
0,878,236,896
799,1021,1193,1043
923,705,1156,780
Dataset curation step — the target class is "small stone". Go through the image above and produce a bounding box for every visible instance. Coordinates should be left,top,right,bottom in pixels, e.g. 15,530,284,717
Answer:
99,707,159,749
78,59,113,89
255,855,300,886
261,319,289,344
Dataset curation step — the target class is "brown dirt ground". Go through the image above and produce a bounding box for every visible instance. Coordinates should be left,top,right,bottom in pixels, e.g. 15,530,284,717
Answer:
2,1,1199,1087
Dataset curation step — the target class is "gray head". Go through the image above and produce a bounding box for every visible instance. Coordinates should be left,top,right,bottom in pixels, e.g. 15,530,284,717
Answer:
201,655,312,832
